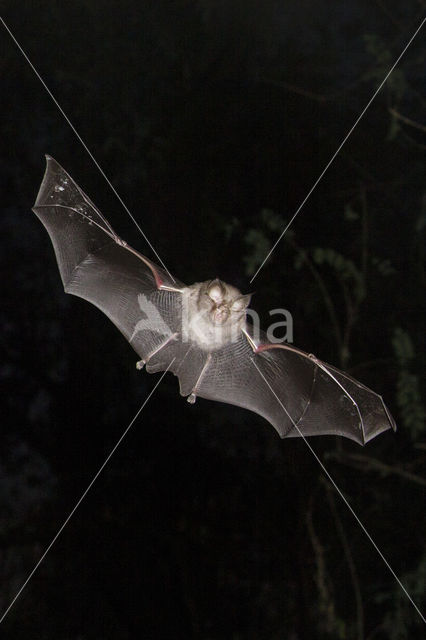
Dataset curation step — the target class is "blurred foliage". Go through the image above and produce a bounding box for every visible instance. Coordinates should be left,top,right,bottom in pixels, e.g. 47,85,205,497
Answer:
392,327,426,439
377,550,426,639
1,0,425,638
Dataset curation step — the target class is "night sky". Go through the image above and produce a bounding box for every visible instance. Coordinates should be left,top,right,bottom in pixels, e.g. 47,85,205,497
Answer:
1,2,425,638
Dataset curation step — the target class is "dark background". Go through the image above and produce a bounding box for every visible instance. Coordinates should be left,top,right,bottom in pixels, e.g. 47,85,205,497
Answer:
1,2,425,638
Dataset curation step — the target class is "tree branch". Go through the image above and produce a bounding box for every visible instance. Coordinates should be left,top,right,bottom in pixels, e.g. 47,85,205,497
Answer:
389,108,426,134
323,480,364,640
329,452,426,487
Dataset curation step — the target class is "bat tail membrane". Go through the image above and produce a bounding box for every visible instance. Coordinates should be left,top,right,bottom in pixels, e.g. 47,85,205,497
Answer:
184,332,303,437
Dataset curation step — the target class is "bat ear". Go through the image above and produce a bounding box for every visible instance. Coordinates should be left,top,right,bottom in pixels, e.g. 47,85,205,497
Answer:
231,293,252,312
207,278,226,303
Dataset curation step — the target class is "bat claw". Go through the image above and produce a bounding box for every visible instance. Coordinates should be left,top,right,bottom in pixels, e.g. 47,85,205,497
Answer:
187,393,197,404
136,359,146,370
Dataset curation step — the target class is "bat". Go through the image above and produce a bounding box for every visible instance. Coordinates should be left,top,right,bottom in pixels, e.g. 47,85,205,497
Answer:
33,156,397,445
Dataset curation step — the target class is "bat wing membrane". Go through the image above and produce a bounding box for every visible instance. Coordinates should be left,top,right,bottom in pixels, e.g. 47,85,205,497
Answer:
192,326,396,445
33,156,186,366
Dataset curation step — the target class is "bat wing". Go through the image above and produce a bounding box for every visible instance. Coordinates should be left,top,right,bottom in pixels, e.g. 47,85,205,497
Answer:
33,157,396,445
186,326,396,445
33,156,187,365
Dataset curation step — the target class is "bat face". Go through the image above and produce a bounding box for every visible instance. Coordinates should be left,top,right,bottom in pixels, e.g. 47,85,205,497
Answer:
199,279,249,326
181,279,251,351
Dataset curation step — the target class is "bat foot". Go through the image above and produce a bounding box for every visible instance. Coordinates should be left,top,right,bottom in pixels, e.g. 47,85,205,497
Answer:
187,393,197,404
136,359,146,370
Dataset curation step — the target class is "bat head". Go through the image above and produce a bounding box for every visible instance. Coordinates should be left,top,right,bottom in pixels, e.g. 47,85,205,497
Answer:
184,279,252,350
204,278,251,326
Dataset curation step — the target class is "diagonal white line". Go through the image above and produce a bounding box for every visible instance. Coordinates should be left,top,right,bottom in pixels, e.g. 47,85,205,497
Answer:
251,359,426,623
0,16,175,284
0,363,174,625
250,16,426,283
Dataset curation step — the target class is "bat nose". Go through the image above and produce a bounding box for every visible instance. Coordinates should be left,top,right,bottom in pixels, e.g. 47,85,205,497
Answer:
212,304,229,324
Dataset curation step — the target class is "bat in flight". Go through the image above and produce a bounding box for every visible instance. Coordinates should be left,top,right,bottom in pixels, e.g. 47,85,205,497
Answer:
33,156,396,445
